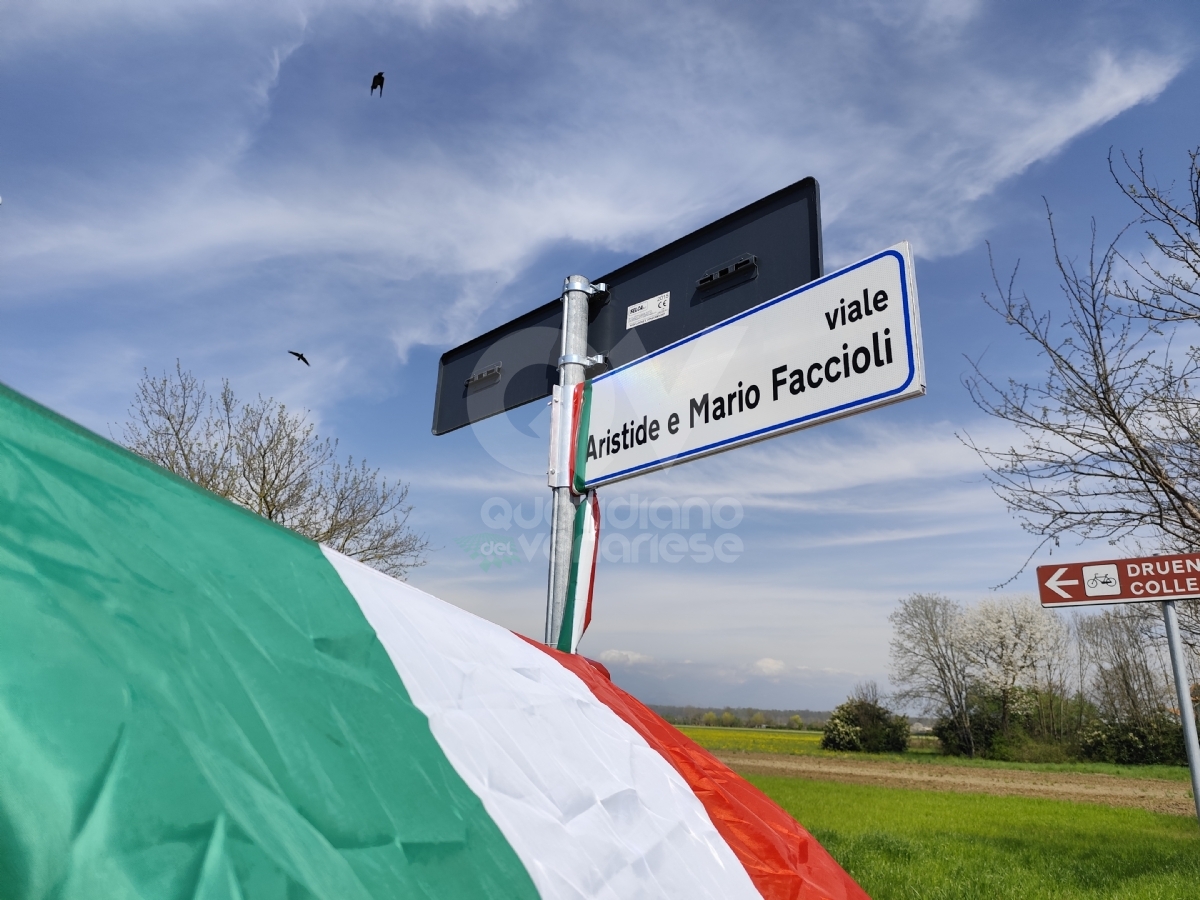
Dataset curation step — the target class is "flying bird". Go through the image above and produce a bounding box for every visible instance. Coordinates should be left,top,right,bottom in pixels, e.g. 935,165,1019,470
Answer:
370,72,384,96
288,351,310,366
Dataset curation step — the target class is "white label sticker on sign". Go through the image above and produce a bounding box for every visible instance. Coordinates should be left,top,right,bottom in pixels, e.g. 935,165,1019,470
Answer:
626,292,670,330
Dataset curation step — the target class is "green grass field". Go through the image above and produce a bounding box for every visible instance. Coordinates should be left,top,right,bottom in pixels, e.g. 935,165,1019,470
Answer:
753,776,1200,899
678,726,1192,781
682,726,1200,897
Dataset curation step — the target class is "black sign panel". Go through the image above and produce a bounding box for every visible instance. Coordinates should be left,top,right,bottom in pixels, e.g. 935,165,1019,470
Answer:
432,177,822,435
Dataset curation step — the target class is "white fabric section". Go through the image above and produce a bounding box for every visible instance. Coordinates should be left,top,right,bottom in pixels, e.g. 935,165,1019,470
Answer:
321,547,761,900
566,492,600,655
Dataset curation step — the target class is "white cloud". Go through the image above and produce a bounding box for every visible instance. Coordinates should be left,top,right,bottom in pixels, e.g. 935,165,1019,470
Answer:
588,649,868,708
2,0,1187,713
1,0,518,54
627,418,1003,505
753,657,787,677
598,649,654,665
0,0,1184,410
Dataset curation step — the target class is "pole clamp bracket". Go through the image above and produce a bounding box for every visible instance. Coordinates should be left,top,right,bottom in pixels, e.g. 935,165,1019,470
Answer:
559,353,605,367
562,276,608,298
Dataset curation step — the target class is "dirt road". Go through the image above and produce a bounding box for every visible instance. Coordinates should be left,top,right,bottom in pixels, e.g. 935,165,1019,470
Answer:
714,751,1197,816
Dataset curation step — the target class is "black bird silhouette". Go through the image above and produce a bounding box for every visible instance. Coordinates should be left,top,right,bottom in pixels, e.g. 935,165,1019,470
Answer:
288,351,310,366
370,72,384,96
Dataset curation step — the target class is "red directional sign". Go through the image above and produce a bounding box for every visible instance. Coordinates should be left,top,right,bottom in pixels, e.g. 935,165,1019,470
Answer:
1037,552,1200,608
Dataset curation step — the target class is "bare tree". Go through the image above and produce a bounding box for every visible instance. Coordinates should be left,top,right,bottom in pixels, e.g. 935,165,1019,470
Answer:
962,148,1200,571
889,593,977,755
961,214,1200,563
121,362,429,578
1112,148,1200,322
960,147,1200,734
121,364,240,495
1028,606,1075,742
1076,606,1174,725
852,680,883,706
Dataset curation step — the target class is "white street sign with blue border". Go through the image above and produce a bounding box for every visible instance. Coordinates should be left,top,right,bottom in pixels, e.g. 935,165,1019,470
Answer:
574,243,925,488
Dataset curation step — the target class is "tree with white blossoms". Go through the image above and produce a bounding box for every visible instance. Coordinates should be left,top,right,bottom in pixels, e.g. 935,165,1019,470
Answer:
957,596,1069,734
890,590,1192,759
890,592,1078,756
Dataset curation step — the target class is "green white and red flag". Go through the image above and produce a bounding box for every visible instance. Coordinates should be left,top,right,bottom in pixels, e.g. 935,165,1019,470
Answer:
555,490,600,655
0,382,868,900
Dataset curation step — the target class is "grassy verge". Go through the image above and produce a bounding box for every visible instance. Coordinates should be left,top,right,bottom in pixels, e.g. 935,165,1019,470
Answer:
753,776,1200,899
678,726,1191,782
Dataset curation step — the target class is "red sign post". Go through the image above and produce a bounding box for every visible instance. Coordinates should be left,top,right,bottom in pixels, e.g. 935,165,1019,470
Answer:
1037,552,1200,825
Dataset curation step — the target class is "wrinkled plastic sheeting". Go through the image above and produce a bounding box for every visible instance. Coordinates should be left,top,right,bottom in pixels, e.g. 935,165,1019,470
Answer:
0,383,538,900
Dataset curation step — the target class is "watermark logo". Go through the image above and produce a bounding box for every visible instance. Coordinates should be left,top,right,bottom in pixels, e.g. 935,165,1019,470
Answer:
459,493,744,570
455,533,522,572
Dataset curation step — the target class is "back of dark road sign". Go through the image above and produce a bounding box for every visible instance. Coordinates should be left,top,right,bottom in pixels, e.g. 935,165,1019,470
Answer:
431,177,822,434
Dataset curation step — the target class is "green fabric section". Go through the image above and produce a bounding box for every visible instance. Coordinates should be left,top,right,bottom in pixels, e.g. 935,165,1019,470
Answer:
0,384,539,900
555,499,590,653
572,381,591,495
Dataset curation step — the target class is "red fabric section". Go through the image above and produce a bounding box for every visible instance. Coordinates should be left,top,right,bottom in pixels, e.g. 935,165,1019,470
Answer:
568,382,585,495
525,639,870,900
582,492,599,633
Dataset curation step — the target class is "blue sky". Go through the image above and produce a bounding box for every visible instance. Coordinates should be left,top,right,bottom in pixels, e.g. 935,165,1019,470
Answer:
3,0,1198,709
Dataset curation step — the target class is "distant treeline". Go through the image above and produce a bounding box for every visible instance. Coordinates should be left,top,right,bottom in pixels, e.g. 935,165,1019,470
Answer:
651,705,938,730
650,705,830,729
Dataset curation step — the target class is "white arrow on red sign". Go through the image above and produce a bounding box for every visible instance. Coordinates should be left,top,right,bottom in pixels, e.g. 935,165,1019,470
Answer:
1043,567,1079,599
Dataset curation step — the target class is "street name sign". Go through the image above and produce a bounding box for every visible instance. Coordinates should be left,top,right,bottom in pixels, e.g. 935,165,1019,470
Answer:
431,178,822,434
571,243,924,489
1037,552,1200,608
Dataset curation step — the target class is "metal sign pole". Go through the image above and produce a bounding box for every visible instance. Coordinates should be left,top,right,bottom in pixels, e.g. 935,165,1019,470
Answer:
544,275,597,645
1162,599,1200,824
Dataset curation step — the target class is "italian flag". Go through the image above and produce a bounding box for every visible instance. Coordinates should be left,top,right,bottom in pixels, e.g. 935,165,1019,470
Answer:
555,491,599,655
0,382,867,900
555,381,600,655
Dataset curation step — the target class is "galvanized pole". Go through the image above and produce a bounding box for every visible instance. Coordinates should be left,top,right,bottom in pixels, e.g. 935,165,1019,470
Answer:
1162,599,1200,825
545,275,597,646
